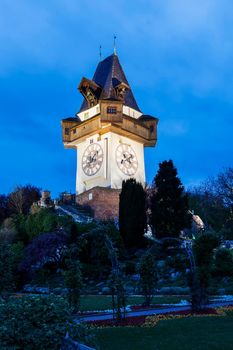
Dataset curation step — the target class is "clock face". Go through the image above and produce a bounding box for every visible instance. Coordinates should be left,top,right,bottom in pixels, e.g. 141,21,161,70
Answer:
82,143,104,176
115,143,138,176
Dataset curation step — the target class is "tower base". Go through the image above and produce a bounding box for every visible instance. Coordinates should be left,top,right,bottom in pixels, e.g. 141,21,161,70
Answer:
76,187,120,221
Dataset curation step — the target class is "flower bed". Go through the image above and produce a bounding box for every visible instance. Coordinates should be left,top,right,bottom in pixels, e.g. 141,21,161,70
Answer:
143,308,219,327
87,307,233,328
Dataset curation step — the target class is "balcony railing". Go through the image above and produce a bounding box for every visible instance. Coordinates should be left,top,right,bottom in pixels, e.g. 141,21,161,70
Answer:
62,115,156,145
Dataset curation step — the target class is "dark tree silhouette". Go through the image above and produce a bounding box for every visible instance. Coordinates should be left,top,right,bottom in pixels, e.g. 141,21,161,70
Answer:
150,160,191,238
0,195,9,224
119,179,147,249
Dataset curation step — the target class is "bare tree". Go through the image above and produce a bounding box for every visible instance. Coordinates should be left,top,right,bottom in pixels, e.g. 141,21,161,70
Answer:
8,185,40,215
215,167,233,208
8,186,25,214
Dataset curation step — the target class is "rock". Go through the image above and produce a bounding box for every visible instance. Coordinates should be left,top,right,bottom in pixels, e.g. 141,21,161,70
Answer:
218,288,226,295
131,274,140,281
157,260,166,268
34,287,50,294
23,285,34,293
96,282,105,288
125,286,134,294
170,272,181,280
102,287,111,295
158,279,165,284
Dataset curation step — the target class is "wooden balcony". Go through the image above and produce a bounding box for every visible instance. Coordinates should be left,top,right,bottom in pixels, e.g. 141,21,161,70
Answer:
62,114,157,148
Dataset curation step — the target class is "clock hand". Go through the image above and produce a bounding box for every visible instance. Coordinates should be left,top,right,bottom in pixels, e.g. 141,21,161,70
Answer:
121,153,129,164
125,154,133,163
92,151,98,162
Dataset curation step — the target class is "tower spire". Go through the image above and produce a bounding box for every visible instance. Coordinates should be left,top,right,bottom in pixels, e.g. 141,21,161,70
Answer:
113,35,117,55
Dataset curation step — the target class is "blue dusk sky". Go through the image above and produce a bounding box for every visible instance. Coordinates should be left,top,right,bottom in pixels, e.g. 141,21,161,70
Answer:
0,0,232,197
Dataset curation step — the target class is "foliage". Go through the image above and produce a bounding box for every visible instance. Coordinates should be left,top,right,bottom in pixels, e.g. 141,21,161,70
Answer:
12,208,72,243
214,248,233,278
193,232,220,272
77,222,123,278
150,160,191,238
188,167,233,232
138,251,157,306
191,231,220,310
213,167,233,207
0,295,95,350
219,213,233,240
24,209,60,241
0,241,24,293
119,179,147,249
188,189,229,232
12,214,28,243
124,260,136,275
0,218,17,243
0,194,9,225
19,231,68,274
109,273,127,322
63,259,83,311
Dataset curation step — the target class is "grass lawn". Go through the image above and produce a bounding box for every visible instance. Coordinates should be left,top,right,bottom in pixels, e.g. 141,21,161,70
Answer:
80,295,186,311
96,316,233,350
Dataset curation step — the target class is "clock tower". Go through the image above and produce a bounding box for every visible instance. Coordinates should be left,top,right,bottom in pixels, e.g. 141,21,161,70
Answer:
61,52,158,219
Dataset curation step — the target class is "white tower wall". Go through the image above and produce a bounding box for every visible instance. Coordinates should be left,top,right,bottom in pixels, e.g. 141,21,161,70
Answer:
76,132,145,194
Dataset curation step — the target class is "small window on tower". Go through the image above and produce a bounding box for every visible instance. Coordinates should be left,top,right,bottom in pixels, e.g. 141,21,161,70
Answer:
73,129,76,134
65,128,69,135
107,106,117,114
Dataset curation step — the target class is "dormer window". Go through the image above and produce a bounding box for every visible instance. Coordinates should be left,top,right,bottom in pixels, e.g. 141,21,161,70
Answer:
65,128,69,135
107,106,117,114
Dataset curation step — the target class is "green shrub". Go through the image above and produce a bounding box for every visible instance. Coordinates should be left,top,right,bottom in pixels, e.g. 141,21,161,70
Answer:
0,295,95,350
214,248,233,278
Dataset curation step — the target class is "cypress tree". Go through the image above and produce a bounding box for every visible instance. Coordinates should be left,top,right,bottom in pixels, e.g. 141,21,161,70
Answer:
119,179,146,249
150,160,191,239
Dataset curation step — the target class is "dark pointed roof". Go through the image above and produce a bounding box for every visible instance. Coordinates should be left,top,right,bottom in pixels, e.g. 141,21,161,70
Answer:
79,54,141,112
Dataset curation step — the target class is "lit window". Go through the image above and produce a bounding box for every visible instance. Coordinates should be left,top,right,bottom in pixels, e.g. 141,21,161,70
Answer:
107,106,117,114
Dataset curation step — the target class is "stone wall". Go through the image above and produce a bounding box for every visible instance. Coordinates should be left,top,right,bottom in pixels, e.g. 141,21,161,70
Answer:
76,186,120,220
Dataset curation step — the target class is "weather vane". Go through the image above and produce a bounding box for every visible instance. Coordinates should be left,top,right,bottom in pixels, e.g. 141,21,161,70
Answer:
99,45,102,61
114,35,117,55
